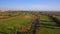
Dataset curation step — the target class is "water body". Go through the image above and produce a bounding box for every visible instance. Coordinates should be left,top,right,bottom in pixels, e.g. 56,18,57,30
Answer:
32,18,39,34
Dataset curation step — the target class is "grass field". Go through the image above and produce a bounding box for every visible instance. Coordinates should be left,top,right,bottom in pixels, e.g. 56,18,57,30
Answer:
36,13,60,34
0,11,60,34
0,14,35,34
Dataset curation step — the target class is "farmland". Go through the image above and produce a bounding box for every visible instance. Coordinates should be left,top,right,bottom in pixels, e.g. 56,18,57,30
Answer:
0,11,60,34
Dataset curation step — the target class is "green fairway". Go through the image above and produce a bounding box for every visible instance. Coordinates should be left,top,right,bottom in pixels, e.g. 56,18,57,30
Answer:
37,14,60,34
40,15,56,25
0,15,33,34
38,27,60,34
0,12,60,34
53,15,60,20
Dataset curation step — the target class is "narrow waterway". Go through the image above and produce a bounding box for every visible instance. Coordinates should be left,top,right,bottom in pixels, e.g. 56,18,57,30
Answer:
32,19,39,34
32,15,40,34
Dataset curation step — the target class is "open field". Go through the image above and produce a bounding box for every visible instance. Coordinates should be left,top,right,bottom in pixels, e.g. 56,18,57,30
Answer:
0,11,60,34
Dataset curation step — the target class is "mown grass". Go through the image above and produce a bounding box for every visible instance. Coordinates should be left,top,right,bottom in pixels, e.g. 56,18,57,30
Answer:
40,15,52,21
40,15,56,25
0,13,60,34
53,15,60,20
38,27,60,34
37,14,60,34
0,15,33,34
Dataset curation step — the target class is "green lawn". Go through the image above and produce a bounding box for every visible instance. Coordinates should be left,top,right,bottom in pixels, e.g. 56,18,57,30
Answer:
0,13,60,34
38,27,60,34
0,15,33,34
53,15,60,20
40,15,56,25
37,14,60,34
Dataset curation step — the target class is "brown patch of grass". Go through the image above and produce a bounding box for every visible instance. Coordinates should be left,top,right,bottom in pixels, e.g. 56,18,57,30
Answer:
19,26,31,32
24,16,31,19
0,16,10,19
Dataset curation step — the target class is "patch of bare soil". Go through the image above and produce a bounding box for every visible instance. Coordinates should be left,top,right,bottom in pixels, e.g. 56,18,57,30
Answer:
0,16,10,19
24,16,31,19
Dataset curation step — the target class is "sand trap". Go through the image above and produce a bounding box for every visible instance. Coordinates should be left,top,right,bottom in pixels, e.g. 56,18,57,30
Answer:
24,16,31,19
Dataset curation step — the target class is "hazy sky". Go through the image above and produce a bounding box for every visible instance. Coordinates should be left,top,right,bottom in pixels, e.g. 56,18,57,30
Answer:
0,0,60,11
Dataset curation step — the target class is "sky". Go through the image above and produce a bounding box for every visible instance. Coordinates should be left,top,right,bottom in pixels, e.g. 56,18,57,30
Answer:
0,0,60,11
